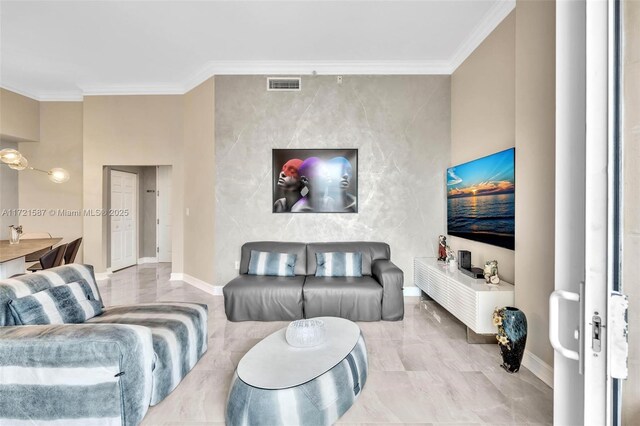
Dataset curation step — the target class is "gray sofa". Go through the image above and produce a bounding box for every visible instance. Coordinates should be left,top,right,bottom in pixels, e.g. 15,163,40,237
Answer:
223,241,404,322
0,264,208,426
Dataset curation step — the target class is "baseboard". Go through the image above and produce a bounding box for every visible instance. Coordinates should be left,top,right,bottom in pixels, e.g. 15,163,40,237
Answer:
95,271,112,281
137,257,158,264
522,350,554,388
170,272,223,296
403,286,422,297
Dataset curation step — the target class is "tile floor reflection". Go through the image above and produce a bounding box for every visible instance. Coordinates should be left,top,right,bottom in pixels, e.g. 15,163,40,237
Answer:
98,263,552,425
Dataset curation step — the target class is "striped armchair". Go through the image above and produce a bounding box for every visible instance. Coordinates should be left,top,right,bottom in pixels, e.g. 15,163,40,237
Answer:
0,265,208,426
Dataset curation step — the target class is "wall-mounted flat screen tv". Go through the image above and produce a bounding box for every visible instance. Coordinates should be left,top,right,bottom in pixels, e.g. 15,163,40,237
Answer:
447,148,515,250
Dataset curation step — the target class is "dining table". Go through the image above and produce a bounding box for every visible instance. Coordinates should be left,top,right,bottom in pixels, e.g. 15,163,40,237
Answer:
0,238,63,279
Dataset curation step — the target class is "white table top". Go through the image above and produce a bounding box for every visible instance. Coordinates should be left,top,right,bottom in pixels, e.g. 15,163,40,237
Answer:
415,257,514,291
237,317,360,390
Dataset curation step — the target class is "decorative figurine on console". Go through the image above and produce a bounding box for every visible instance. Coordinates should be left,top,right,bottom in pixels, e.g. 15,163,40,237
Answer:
446,245,456,265
484,260,500,285
437,235,447,261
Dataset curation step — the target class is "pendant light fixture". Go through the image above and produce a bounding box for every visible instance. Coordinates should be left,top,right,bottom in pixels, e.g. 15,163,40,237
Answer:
0,148,70,183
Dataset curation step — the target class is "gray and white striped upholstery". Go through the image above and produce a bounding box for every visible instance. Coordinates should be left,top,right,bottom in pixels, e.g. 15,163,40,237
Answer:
226,334,368,426
0,265,209,425
0,264,102,326
248,250,297,276
0,323,154,426
87,302,208,405
9,280,102,325
315,251,363,277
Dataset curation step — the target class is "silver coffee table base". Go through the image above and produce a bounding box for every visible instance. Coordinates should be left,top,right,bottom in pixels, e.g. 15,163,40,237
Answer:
226,317,368,426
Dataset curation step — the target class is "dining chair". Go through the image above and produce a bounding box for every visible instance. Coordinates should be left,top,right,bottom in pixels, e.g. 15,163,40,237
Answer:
27,244,67,272
63,237,82,264
21,232,53,263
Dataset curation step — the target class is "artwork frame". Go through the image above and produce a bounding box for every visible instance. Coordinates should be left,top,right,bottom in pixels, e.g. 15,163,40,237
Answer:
447,147,515,250
272,148,358,214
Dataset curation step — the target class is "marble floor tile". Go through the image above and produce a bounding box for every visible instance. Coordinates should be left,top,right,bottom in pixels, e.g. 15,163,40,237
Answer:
98,264,553,425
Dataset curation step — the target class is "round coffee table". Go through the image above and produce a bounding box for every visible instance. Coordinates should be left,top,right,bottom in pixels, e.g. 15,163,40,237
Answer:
226,317,368,426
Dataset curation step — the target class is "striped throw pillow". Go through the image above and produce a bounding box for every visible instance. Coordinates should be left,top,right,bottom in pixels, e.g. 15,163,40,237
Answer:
315,252,363,277
247,250,297,277
8,280,103,325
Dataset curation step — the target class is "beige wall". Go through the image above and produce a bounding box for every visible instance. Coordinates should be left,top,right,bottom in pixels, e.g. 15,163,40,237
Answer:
450,2,555,369
450,11,516,283
0,88,40,142
18,102,84,260
622,0,640,421
0,141,19,239
82,95,185,274
514,0,556,367
183,78,216,283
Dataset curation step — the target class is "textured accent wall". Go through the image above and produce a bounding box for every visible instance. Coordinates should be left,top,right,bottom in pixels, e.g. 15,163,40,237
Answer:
214,75,450,286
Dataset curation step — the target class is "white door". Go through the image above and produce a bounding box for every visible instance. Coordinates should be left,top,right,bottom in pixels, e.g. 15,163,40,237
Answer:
110,170,138,271
156,166,172,263
551,1,627,424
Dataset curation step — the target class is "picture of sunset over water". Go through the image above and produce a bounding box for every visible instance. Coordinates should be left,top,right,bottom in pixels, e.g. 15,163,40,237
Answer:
447,148,515,250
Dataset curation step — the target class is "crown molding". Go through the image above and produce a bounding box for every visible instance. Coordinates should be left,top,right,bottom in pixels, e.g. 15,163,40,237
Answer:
181,60,452,92
37,91,83,102
0,83,41,101
81,84,185,97
0,83,83,102
1,1,514,100
448,0,515,72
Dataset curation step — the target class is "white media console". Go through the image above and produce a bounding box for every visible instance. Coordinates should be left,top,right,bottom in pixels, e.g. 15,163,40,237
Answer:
414,257,515,335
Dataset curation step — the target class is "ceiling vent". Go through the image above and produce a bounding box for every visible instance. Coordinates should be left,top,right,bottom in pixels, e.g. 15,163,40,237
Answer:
267,77,301,91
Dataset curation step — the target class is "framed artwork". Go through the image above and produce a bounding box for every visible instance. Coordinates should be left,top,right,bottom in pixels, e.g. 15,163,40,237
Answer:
272,149,358,213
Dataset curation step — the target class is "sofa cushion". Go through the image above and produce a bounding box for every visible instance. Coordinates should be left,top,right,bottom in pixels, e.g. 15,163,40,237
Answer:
0,264,102,326
9,280,102,325
240,242,307,276
248,250,297,277
306,242,390,276
223,275,305,321
87,302,208,406
303,276,383,321
315,252,362,277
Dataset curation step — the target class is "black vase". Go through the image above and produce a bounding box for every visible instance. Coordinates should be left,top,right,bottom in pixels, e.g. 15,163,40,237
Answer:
499,307,527,373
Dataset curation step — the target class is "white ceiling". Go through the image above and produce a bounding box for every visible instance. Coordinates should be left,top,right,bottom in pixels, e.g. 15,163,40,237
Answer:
0,0,514,101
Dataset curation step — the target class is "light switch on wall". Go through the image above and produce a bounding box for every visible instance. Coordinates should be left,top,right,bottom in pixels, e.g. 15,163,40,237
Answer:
186,207,190,216
234,260,240,270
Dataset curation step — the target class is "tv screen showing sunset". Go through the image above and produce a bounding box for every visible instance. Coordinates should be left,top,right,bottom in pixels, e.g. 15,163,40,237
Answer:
447,148,515,250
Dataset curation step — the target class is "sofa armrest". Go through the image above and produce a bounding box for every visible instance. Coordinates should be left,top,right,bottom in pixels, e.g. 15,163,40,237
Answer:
372,260,404,321
0,323,154,426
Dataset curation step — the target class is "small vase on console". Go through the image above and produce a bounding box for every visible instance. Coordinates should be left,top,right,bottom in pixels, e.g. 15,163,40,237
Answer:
493,306,527,373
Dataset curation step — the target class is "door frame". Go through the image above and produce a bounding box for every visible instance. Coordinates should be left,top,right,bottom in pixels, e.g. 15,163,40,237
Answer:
552,1,622,424
156,165,172,263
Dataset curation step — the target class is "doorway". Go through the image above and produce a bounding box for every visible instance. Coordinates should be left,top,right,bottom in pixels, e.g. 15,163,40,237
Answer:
106,165,172,271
